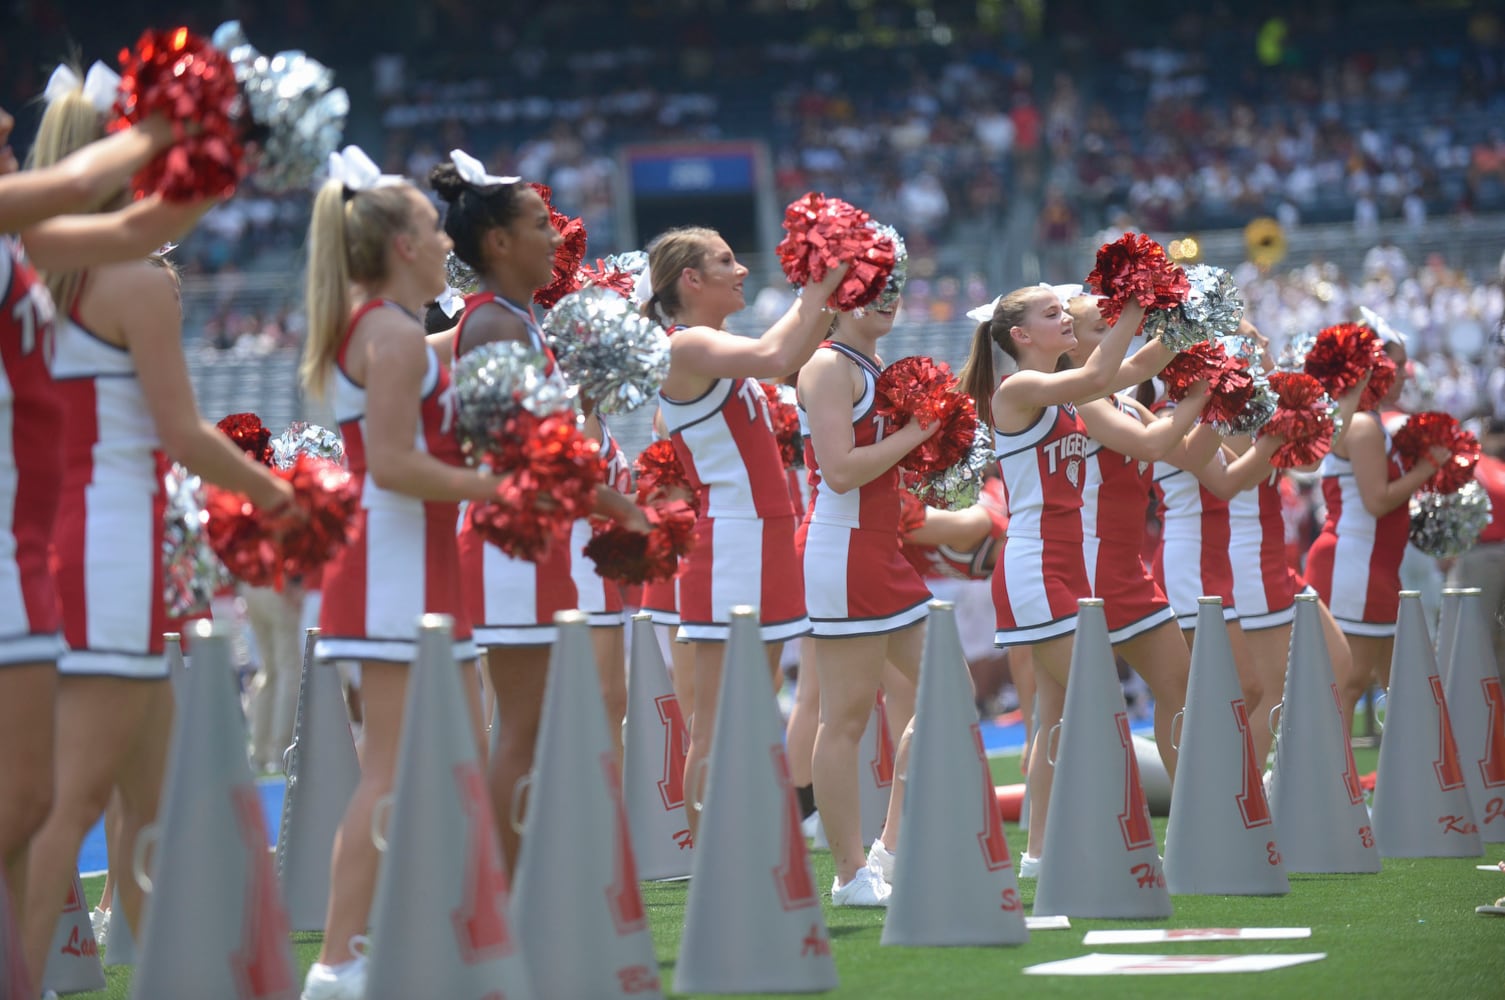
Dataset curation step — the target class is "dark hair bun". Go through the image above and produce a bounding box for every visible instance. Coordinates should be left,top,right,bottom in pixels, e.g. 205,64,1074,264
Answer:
429,162,470,204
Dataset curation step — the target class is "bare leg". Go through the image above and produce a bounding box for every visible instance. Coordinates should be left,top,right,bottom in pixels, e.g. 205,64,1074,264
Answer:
591,626,627,765
1010,646,1037,775
486,646,551,877
1242,623,1292,765
23,677,159,978
109,682,174,941
870,636,924,855
0,662,55,948
682,641,725,845
667,627,695,728
1021,635,1073,859
1115,620,1190,780
785,636,819,789
1338,634,1395,739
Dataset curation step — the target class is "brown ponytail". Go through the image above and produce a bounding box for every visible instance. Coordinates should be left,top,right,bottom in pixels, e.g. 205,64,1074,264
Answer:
642,226,719,325
957,287,1036,429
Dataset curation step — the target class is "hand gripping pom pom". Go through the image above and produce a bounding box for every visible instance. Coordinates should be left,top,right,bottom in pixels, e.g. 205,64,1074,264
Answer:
897,490,928,536
903,417,993,510
1302,323,1396,410
1260,371,1336,468
1086,232,1191,328
775,192,897,311
1410,482,1493,558
202,455,358,587
633,439,699,514
453,341,577,465
583,500,697,585
211,21,348,193
874,356,979,475
1157,340,1256,426
468,411,603,561
542,285,670,417
531,183,588,310
111,27,246,199
1393,411,1481,494
1139,264,1244,352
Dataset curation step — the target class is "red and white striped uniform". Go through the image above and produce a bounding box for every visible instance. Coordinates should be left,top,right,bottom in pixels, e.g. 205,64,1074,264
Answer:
795,342,928,637
51,288,169,676
1303,420,1409,636
1228,472,1299,631
570,416,630,626
991,388,1092,646
901,478,1008,582
0,238,66,666
1152,447,1238,627
454,293,577,645
1081,397,1175,644
660,342,807,642
317,300,476,663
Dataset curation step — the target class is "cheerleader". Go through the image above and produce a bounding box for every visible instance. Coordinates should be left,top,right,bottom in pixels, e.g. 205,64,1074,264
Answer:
797,296,934,905
1305,332,1447,736
297,149,507,1000
1063,293,1212,777
429,153,644,872
644,226,848,840
0,86,216,983
956,284,1144,873
16,84,294,981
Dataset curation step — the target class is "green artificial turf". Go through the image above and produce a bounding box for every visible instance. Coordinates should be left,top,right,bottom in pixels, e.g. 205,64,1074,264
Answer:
62,748,1505,1000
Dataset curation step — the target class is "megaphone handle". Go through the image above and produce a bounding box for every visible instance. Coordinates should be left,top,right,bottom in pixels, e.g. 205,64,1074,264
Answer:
689,757,710,813
1170,710,1184,751
132,824,161,894
282,738,298,778
510,773,533,834
1268,701,1283,737
1046,722,1062,767
370,794,393,852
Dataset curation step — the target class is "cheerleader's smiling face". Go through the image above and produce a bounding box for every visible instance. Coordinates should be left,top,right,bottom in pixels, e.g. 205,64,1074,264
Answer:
683,236,748,315
499,186,563,292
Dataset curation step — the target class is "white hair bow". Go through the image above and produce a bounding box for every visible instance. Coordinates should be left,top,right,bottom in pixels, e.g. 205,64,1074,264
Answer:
1042,281,1086,305
449,149,519,188
436,285,466,319
1359,305,1408,348
44,62,122,114
631,263,654,307
325,145,404,193
966,295,1002,323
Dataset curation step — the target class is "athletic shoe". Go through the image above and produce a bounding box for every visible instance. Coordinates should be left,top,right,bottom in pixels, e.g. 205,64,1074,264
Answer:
1017,853,1041,879
90,906,109,951
301,938,369,1000
830,865,891,907
801,811,822,840
866,838,896,884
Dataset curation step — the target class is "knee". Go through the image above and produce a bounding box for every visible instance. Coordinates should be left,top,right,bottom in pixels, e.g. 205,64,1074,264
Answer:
0,775,53,849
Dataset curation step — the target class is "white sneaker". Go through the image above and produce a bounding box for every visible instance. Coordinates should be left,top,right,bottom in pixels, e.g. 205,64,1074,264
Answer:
1018,853,1041,879
801,811,821,839
301,939,369,1000
90,906,109,951
830,865,890,907
866,838,896,884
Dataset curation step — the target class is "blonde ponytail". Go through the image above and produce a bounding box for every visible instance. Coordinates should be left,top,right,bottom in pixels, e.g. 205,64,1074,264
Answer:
300,179,416,398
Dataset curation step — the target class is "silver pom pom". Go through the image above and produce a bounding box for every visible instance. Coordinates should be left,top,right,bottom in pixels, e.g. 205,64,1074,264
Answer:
161,464,231,618
270,422,344,470
867,222,908,314
213,21,349,193
586,250,650,305
1275,332,1317,373
1142,264,1244,351
542,286,671,417
447,251,480,294
1410,482,1493,558
453,341,577,464
905,417,993,510
1212,373,1278,436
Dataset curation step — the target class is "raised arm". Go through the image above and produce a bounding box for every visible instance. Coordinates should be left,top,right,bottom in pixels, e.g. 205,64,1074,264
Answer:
1078,383,1208,463
1347,412,1444,519
0,115,174,232
904,503,994,550
1195,436,1283,500
22,195,216,272
995,301,1146,413
667,265,849,382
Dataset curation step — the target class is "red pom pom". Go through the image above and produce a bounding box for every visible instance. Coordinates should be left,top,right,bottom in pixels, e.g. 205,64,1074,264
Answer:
1261,372,1335,468
471,410,603,561
897,489,927,536
1303,323,1396,410
203,456,358,586
634,439,692,496
761,383,804,469
112,28,245,200
1393,411,1481,494
774,192,897,311
1158,342,1254,425
216,412,272,466
873,356,979,474
1085,233,1190,326
530,183,588,309
578,258,638,300
582,499,697,585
